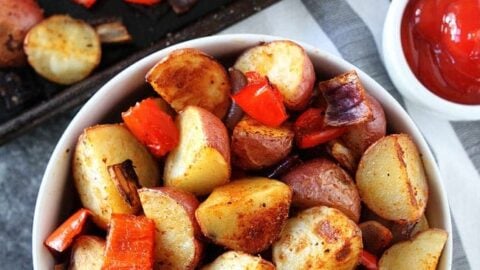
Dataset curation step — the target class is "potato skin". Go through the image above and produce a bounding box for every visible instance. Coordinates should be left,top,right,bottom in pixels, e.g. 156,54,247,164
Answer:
359,221,393,255
146,48,231,118
232,117,294,170
0,0,43,67
69,236,105,270
341,94,386,157
73,124,160,228
356,134,429,223
195,177,292,254
273,206,362,270
281,158,361,222
234,40,315,110
138,187,203,270
202,251,275,270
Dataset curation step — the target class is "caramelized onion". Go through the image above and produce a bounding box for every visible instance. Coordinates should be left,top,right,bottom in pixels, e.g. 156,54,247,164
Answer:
318,71,372,127
224,68,246,130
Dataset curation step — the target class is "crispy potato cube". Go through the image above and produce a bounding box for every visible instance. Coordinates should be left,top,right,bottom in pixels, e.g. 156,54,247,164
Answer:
146,48,231,118
356,134,428,223
273,206,362,270
379,229,447,270
196,177,292,254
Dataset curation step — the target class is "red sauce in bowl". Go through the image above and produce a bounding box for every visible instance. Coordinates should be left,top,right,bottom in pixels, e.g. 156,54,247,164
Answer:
401,0,480,105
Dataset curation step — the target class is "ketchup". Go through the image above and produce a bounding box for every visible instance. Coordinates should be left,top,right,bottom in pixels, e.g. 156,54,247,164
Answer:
401,0,480,105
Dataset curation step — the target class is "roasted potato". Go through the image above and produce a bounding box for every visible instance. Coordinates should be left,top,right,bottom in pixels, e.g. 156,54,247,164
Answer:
327,140,357,172
202,251,275,270
164,106,230,195
410,215,430,237
379,229,447,270
69,236,105,270
146,48,231,118
234,40,315,110
359,221,393,255
281,158,361,222
139,187,203,270
273,206,362,270
196,177,292,254
356,134,428,223
232,117,294,170
24,15,101,85
340,94,386,157
0,0,43,67
73,124,160,228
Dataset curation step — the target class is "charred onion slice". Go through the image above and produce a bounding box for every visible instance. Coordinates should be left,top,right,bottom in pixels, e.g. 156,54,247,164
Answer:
224,68,246,130
318,70,372,126
107,159,141,212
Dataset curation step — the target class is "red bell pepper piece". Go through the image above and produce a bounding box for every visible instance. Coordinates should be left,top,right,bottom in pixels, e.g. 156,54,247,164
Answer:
294,108,346,148
123,0,161,5
122,98,179,158
72,0,97,8
359,250,379,270
44,208,91,253
102,214,155,270
232,71,288,127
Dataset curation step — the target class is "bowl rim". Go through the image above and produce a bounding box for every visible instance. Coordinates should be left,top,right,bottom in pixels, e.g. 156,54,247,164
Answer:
32,33,452,269
382,0,480,120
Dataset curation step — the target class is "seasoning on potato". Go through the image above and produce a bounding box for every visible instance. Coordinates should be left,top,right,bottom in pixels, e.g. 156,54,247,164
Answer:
24,15,101,85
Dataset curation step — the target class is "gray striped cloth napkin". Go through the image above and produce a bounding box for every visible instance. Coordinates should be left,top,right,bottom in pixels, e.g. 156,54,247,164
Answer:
222,0,479,269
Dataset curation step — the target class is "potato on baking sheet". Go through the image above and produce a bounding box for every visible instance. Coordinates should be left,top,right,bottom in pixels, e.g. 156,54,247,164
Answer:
202,251,275,270
281,158,361,222
69,236,105,270
195,177,292,254
164,106,230,196
234,40,315,110
356,134,428,223
73,124,159,228
139,187,203,270
24,15,101,85
272,206,362,270
146,48,231,118
379,229,447,270
232,117,294,170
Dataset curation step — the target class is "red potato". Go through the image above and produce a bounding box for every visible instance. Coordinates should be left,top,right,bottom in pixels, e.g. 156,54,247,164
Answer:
359,221,394,255
0,0,43,67
146,48,231,118
232,117,294,170
164,106,230,196
234,40,315,110
138,187,203,270
281,158,361,222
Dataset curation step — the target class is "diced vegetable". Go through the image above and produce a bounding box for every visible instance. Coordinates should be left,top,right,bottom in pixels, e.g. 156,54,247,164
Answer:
360,250,378,270
293,108,347,148
123,0,161,5
318,71,372,127
102,214,155,270
72,0,97,8
122,98,179,158
232,71,288,127
44,208,91,253
107,160,141,212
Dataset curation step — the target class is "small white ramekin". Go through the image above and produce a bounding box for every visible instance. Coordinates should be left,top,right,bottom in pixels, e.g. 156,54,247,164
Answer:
383,0,480,120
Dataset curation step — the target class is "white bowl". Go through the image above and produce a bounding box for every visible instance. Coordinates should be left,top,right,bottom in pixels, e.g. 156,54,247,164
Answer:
383,0,480,120
32,34,452,269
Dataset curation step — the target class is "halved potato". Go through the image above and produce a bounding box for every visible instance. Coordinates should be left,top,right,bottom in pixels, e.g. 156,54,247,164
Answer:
69,235,105,270
356,134,428,223
24,15,101,85
232,117,294,170
73,124,160,228
195,177,292,254
164,106,230,196
281,158,361,222
273,206,362,270
379,229,448,270
234,40,315,110
202,251,275,270
138,187,203,270
146,48,231,118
